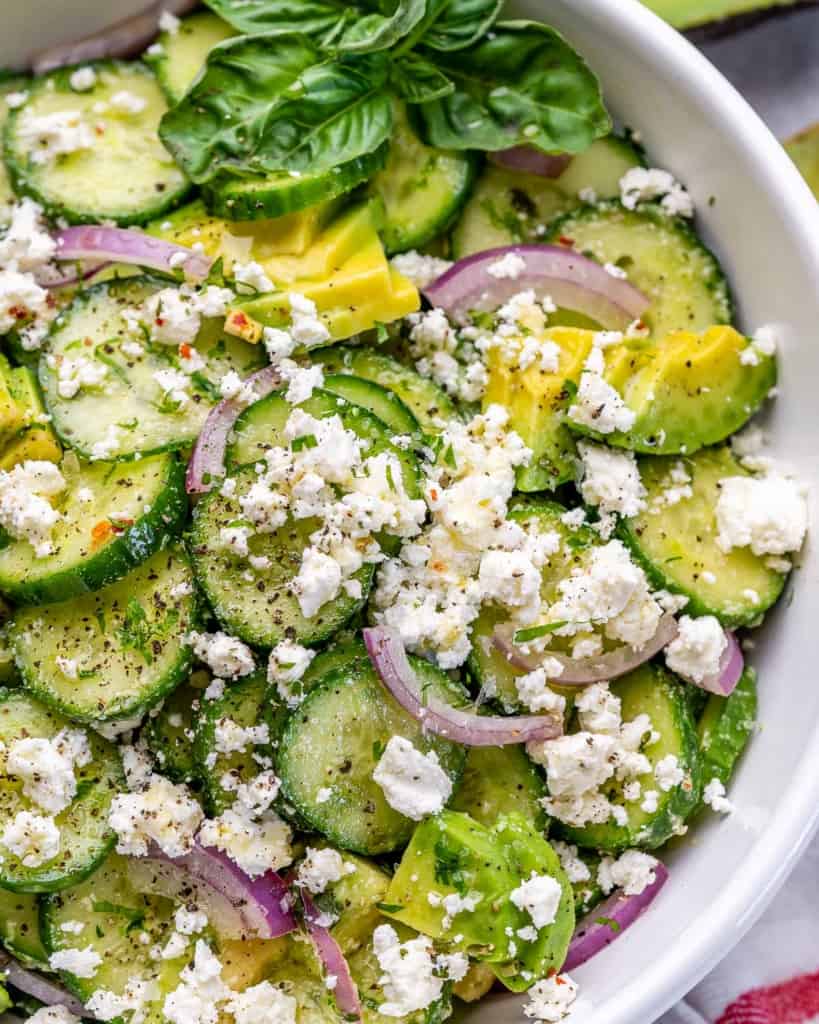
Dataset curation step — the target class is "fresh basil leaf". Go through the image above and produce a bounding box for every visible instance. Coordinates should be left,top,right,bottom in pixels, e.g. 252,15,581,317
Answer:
338,0,429,53
390,53,454,103
202,0,355,44
413,0,504,52
160,34,392,185
203,0,427,53
417,20,610,154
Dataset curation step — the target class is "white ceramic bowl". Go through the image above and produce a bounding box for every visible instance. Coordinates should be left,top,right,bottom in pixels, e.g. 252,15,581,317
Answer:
4,2,819,1022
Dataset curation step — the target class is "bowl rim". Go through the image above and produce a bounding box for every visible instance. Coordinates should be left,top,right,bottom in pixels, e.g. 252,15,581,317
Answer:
518,1,819,1020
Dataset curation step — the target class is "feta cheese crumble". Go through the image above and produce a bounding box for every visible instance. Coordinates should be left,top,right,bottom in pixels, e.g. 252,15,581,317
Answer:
372,924,466,1017
597,849,658,896
108,776,203,858
390,250,452,288
48,946,102,978
619,166,694,218
715,474,808,557
296,846,356,894
665,614,726,683
188,631,255,679
372,736,453,821
0,460,65,558
1,810,61,867
510,871,563,929
7,728,91,814
523,974,578,1022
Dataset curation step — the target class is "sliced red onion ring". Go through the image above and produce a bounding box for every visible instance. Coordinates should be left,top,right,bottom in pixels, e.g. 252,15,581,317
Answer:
488,148,572,178
186,365,282,494
0,951,88,1018
130,841,296,941
563,861,669,972
301,891,362,1022
32,0,199,73
55,226,211,284
39,261,112,290
492,612,679,685
422,245,649,328
363,626,563,746
677,630,744,696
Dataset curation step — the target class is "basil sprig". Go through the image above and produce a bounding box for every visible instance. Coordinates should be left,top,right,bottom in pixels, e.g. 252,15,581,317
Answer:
160,0,610,192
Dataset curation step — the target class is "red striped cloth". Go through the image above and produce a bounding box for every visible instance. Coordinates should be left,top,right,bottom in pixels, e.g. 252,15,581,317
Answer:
717,971,819,1024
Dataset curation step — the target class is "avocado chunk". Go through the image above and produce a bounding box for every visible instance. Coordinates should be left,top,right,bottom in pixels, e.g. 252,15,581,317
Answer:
450,745,547,830
786,122,819,200
570,325,776,454
1,362,61,470
382,811,574,989
642,0,804,31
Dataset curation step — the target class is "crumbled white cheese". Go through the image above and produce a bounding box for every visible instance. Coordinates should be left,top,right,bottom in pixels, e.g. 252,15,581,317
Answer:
85,978,159,1024
292,546,343,618
7,728,91,814
267,640,315,706
281,360,324,405
390,250,452,288
486,252,527,279
213,718,269,756
373,924,463,1017
158,9,182,33
510,871,562,929
597,849,658,896
162,940,230,1024
665,614,726,683
232,260,274,294
514,667,567,715
153,367,192,408
0,197,57,270
108,776,203,858
288,292,330,347
578,441,645,519
523,974,578,1022
703,777,734,814
198,807,292,879
138,284,233,347
569,367,636,435
427,890,481,930
69,67,97,92
228,981,298,1024
716,474,808,557
296,846,356,894
5,90,29,109
654,754,685,793
372,736,452,821
109,89,147,115
17,109,94,164
188,630,255,678
0,460,64,557
551,841,591,884
619,166,694,218
48,946,102,978
27,1009,83,1024
1,809,61,866
0,267,49,332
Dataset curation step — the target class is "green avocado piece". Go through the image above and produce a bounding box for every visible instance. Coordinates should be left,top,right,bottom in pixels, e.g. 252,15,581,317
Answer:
570,324,776,455
642,0,803,31
450,745,548,831
786,123,819,200
382,811,574,988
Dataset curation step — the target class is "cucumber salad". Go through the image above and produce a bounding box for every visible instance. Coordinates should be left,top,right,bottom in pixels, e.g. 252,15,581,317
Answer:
0,3,809,1024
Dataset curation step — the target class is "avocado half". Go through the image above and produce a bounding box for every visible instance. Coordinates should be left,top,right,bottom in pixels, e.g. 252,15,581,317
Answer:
642,0,814,35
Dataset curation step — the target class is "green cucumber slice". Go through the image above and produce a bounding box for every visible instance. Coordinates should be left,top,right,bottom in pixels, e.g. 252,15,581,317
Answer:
0,690,122,892
0,78,28,215
193,671,274,816
276,661,467,855
11,547,196,724
204,147,389,222
697,667,757,794
0,452,186,605
619,447,787,627
321,373,419,437
556,665,702,853
142,674,206,784
451,135,643,258
190,465,373,649
450,745,547,830
5,62,189,225
40,276,265,462
546,200,732,337
371,102,477,255
0,889,47,964
147,11,236,104
41,852,188,1018
310,345,457,431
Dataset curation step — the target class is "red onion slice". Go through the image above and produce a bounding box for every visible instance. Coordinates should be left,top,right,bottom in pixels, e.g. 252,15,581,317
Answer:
0,951,88,1018
301,891,362,1022
32,0,199,73
130,841,296,940
678,630,744,696
488,148,572,178
55,226,211,284
41,261,112,291
363,626,562,746
492,612,679,684
563,861,669,972
186,365,282,494
422,245,649,328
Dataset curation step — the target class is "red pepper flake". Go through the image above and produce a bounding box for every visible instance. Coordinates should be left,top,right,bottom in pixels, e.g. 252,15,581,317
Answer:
91,521,113,548
179,343,193,359
232,313,249,328
110,518,134,534
7,306,28,321
558,235,575,247
155,317,165,327
83,336,93,346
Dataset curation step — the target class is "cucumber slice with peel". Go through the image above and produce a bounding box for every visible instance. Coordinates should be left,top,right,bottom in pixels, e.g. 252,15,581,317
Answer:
5,62,189,225
276,661,467,855
0,889,46,964
619,447,786,627
40,276,265,462
0,689,122,892
697,667,757,803
0,452,187,605
147,11,236,104
11,547,196,725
